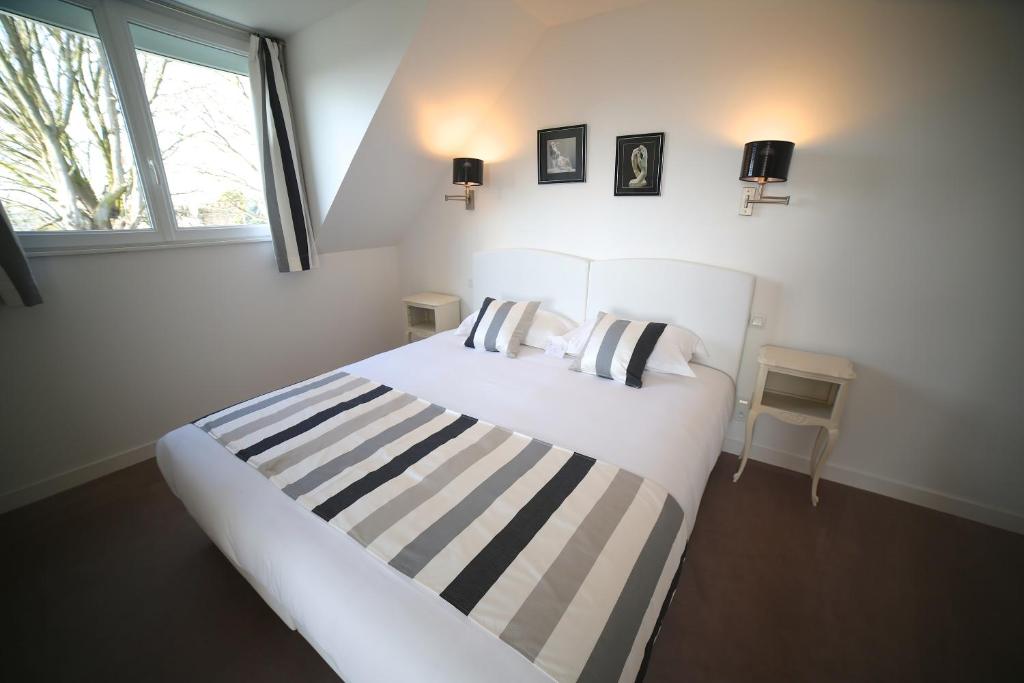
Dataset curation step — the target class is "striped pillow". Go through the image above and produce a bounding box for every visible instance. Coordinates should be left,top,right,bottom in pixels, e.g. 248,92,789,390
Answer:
464,297,540,357
570,312,667,388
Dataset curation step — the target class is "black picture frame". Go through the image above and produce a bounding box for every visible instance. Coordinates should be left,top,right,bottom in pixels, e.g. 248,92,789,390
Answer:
537,124,587,184
614,132,664,196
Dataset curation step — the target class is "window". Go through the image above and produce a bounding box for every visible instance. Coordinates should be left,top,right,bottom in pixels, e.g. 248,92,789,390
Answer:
0,5,152,232
132,25,266,229
0,0,268,254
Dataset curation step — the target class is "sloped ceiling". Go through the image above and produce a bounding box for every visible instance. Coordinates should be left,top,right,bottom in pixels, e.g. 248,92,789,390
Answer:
312,0,545,253
287,0,430,229
512,0,650,27
167,0,360,36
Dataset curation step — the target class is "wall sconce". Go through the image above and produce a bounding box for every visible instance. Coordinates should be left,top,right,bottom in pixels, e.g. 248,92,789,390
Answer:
739,140,794,216
444,157,483,210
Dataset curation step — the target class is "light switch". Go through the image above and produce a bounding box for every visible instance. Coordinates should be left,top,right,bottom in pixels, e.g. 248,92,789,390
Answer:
750,314,766,328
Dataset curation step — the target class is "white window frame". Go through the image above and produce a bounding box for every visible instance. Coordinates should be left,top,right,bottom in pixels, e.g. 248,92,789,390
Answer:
2,0,270,256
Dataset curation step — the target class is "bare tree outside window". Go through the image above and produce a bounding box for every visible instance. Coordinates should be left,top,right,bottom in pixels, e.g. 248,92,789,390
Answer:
137,49,266,228
0,9,266,235
0,12,151,231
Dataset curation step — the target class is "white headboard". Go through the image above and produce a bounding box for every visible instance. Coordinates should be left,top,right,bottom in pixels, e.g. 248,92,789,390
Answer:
471,250,754,382
586,259,755,382
472,249,590,322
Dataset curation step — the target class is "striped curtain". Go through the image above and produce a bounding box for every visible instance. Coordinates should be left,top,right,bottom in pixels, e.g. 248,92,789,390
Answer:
0,200,42,307
249,35,319,273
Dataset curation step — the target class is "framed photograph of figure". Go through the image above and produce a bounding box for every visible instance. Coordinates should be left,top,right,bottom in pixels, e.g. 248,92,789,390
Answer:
614,132,664,196
537,124,586,184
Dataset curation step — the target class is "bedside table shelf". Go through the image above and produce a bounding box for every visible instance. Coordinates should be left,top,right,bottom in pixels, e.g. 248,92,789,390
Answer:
760,390,835,420
734,345,856,506
407,323,437,342
402,293,460,344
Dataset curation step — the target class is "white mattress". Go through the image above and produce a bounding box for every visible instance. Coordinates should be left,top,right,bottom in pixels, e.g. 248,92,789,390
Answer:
157,332,734,683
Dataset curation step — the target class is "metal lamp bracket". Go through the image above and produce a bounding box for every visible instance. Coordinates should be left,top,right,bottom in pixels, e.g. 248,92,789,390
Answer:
739,182,790,216
444,185,475,210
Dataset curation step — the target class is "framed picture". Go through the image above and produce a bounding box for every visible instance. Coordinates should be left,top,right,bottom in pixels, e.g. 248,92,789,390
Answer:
614,132,664,196
537,124,586,184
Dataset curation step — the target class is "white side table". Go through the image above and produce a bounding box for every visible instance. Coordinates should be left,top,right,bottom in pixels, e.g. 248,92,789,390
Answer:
402,293,461,343
734,345,856,506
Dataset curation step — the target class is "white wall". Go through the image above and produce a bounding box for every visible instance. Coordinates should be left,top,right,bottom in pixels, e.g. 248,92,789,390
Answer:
398,0,1024,530
0,243,404,509
287,0,429,228
315,0,544,252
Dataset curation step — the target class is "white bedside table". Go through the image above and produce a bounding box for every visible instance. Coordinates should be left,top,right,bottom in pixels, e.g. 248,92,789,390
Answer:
734,345,856,506
402,292,461,343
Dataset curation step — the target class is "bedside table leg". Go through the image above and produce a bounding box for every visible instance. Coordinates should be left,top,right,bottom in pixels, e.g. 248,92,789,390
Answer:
810,428,839,506
810,427,827,476
733,410,759,483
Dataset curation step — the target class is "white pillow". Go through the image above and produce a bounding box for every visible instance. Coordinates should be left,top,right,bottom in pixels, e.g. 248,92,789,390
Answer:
557,316,599,356
456,308,575,351
648,325,704,378
555,317,706,379
455,311,477,336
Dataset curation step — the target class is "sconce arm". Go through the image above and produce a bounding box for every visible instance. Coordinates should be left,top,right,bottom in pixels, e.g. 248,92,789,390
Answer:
740,182,790,215
747,182,790,205
444,185,475,210
749,193,790,205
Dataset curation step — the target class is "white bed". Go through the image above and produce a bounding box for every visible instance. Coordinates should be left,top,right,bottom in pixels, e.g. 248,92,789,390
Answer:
157,249,754,682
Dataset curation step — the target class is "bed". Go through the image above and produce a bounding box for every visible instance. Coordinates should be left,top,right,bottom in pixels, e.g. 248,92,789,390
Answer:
157,249,755,682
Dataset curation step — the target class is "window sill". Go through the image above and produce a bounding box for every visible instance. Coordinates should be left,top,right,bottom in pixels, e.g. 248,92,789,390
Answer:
24,234,273,258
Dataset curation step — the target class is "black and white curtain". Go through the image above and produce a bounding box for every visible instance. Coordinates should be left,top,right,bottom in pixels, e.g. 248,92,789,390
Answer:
0,200,42,307
249,35,318,273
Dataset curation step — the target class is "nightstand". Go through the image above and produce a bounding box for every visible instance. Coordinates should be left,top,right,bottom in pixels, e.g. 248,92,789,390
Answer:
402,293,461,343
734,345,856,506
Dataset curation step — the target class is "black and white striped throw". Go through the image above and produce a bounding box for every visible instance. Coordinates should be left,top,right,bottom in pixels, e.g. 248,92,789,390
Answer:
196,369,685,683
571,312,667,388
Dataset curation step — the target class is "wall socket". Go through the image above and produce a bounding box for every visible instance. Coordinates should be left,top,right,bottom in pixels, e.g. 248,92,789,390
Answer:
734,398,750,422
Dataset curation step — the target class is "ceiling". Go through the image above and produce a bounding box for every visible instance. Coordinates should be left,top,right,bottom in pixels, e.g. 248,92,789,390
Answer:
164,0,360,35
166,0,652,35
512,0,650,27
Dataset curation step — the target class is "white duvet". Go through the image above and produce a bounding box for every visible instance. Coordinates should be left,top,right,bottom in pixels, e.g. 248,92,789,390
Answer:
157,332,734,682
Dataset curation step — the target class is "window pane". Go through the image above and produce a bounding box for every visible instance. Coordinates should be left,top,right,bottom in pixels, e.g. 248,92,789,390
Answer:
0,7,152,231
134,28,266,228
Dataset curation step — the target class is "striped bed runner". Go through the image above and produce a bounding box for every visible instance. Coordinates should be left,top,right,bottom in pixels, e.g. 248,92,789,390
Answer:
195,369,686,683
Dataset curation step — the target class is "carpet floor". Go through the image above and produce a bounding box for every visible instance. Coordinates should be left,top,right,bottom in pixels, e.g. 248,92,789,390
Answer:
2,454,1021,682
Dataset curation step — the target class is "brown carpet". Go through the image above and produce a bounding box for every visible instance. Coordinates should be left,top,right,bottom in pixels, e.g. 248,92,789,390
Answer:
2,454,1021,682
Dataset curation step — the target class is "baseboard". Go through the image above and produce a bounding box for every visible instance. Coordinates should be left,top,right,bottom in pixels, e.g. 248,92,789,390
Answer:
0,441,156,515
723,437,1024,536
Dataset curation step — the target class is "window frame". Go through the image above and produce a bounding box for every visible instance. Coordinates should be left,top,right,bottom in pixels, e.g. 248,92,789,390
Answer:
2,0,270,256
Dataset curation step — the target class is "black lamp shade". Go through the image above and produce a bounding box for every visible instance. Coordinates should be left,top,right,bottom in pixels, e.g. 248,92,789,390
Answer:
453,157,483,186
739,140,794,183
